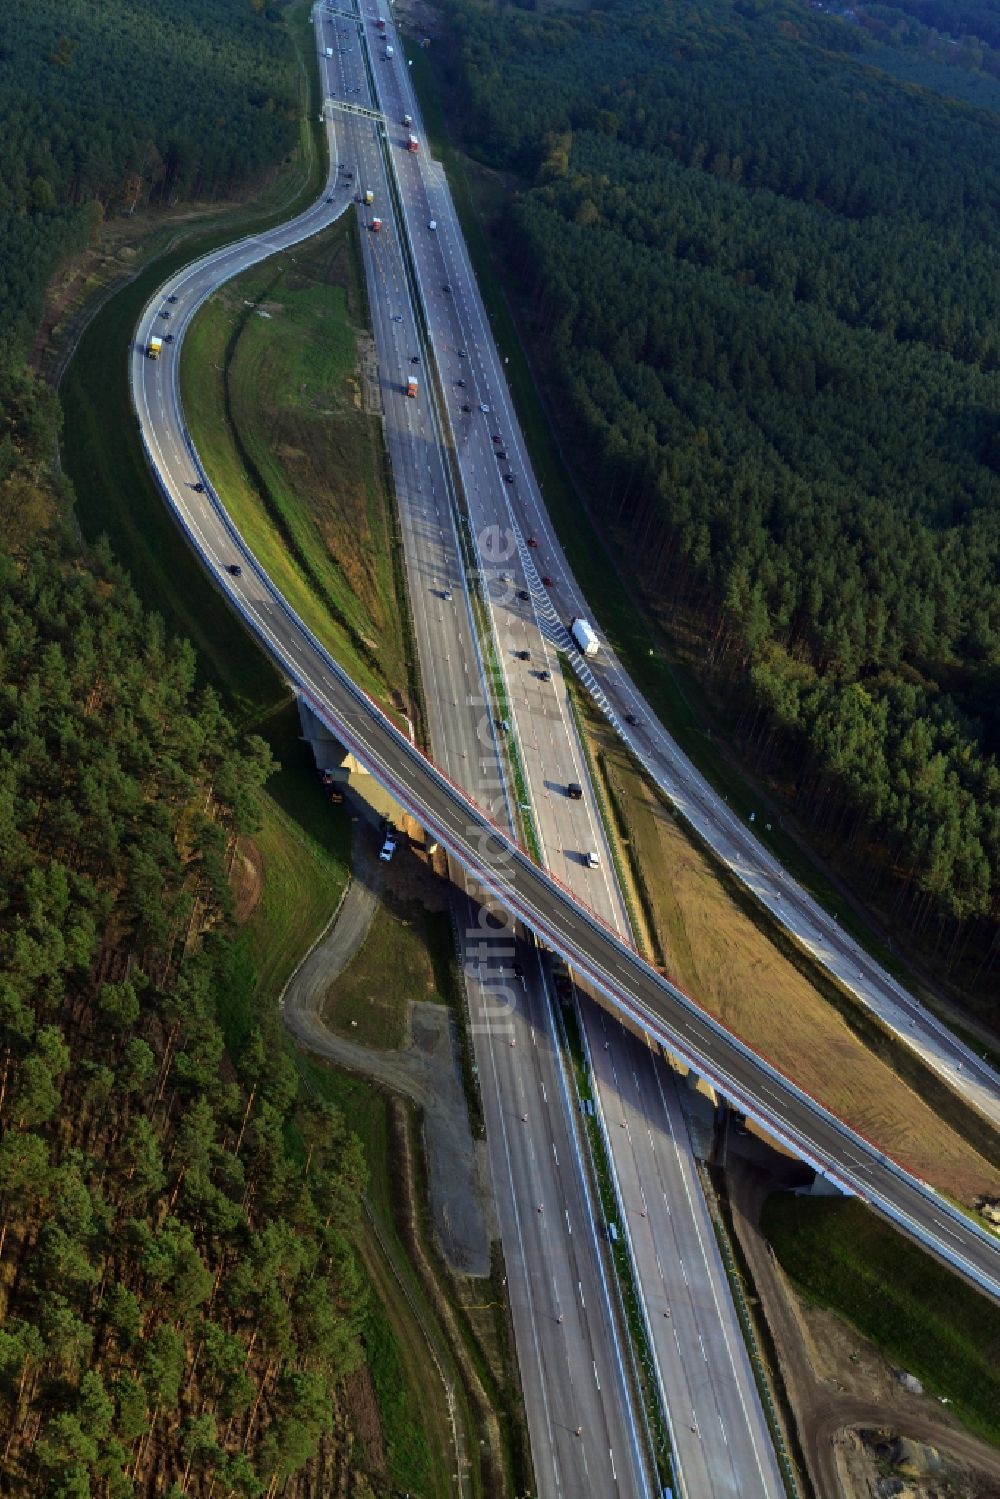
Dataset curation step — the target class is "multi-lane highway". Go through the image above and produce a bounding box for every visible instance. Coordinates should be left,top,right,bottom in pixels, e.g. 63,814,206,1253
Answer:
132,56,654,1499
330,57,654,1492
129,5,1000,1494
363,11,1000,1139
323,14,790,1497
130,173,1000,1311
316,15,787,1497
347,21,786,1496
285,20,783,1494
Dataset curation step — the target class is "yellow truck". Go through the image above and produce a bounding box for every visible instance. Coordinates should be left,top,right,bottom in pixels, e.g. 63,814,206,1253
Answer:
147,335,163,360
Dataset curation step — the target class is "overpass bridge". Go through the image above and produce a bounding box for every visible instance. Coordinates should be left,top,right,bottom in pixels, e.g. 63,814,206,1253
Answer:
286,655,1000,1306
128,187,1000,1313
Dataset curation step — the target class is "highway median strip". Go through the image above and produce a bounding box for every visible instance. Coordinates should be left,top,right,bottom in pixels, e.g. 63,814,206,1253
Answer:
556,993,674,1493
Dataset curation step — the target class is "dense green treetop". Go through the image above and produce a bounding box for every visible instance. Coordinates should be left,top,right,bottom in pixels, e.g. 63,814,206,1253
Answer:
0,0,297,348
445,0,1000,955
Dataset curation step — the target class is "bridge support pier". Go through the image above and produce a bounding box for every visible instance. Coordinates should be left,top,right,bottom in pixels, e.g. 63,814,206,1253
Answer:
296,694,406,827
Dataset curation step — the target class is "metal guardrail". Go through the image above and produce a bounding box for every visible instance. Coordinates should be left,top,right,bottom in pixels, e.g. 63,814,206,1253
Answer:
128,65,1000,1315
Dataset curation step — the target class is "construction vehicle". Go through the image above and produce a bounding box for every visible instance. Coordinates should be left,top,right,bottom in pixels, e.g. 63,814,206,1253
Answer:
147,335,163,360
407,133,419,152
407,376,419,398
363,188,374,205
570,617,599,657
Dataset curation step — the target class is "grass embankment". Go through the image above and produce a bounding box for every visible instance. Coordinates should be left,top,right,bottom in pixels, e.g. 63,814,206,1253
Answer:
571,689,1000,1201
762,1194,1000,1448
322,901,455,1049
403,36,953,1012
181,215,409,707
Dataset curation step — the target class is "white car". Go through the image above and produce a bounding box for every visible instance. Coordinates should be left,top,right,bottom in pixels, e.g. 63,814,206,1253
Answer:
379,833,397,862
586,850,600,868
479,402,490,413
428,219,437,230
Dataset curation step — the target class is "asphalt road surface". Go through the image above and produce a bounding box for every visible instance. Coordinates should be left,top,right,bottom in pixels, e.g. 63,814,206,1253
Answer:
338,19,788,1496
363,9,1000,1141
131,249,1000,1313
324,13,786,1496
129,8,1000,1495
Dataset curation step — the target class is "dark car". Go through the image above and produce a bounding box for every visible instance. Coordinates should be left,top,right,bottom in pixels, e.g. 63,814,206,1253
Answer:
526,536,538,548
516,649,530,661
167,294,178,303
567,782,583,800
442,283,451,293
159,309,170,319
456,348,467,358
539,669,552,682
625,713,640,726
461,403,471,413
326,196,335,204
192,481,205,493
491,433,502,443
164,333,175,343
456,378,466,387
226,564,242,577
411,354,420,364
517,589,530,602
542,575,553,586
512,961,524,979
496,450,507,461
503,473,514,484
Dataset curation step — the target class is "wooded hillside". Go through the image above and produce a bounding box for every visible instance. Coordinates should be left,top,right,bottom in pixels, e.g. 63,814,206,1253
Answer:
0,3,380,1493
0,543,369,1495
444,0,1000,985
0,0,298,351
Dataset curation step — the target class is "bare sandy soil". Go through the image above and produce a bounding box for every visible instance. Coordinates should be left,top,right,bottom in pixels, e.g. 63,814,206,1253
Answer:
728,1157,1000,1499
230,836,265,926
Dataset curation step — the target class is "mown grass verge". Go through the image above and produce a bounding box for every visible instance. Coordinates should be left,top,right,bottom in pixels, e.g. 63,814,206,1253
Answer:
322,901,453,1050
359,1258,441,1494
762,1194,1000,1448
569,680,1000,1199
180,214,409,708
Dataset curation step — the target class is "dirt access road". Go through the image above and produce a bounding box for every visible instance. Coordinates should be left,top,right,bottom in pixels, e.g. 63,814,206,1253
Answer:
281,814,493,1276
728,1160,1000,1498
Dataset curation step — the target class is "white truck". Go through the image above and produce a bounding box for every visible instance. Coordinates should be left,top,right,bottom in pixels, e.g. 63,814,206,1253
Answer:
570,617,599,657
324,46,334,57
385,43,394,58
